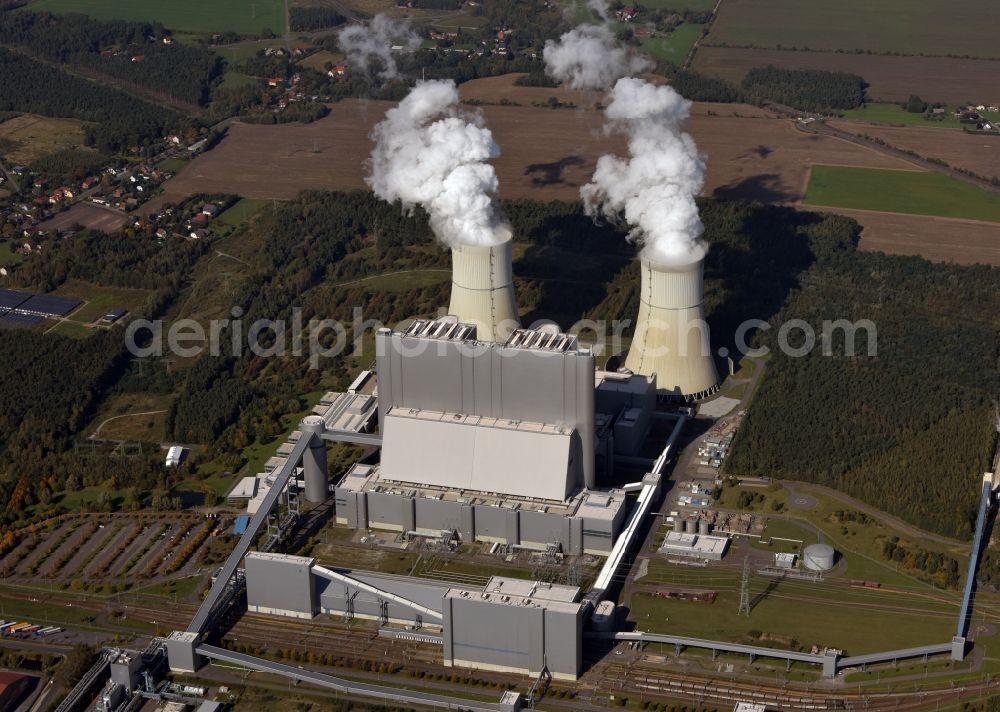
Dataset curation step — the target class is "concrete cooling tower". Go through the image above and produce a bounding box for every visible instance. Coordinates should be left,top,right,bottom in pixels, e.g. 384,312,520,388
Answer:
447,239,520,342
624,257,720,400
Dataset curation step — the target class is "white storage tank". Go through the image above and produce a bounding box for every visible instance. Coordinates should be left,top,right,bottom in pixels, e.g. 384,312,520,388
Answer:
803,543,835,572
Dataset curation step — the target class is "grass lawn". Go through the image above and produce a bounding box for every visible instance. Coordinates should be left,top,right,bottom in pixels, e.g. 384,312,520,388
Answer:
839,104,963,129
839,103,1000,129
216,198,269,227
635,0,717,8
629,578,956,655
156,157,189,174
0,114,89,165
52,278,151,324
47,320,94,339
28,0,286,36
0,239,24,267
84,392,173,442
706,0,1000,58
804,165,1000,223
641,22,704,65
217,70,261,91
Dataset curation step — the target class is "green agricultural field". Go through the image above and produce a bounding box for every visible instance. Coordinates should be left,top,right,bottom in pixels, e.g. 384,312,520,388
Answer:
707,0,1000,59
805,165,1000,223
635,0,716,9
28,0,286,36
838,103,1000,129
641,23,704,65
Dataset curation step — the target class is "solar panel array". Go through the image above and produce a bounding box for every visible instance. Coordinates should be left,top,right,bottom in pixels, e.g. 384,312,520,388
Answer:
0,288,32,315
19,294,83,317
0,288,83,329
0,312,45,327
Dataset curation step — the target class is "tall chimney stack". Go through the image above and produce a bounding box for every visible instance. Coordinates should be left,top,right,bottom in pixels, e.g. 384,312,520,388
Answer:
625,257,719,400
448,238,520,342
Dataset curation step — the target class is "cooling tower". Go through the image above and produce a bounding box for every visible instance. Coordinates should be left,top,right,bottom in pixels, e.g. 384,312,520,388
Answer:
448,239,520,342
624,257,720,400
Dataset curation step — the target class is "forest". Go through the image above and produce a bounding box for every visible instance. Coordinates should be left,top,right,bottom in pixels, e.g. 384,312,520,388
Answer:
0,12,223,105
288,7,346,32
740,65,867,111
0,49,187,152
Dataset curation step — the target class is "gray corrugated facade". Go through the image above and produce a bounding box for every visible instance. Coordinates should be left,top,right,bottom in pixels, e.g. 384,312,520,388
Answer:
375,327,596,492
442,579,584,680
246,552,317,619
335,479,626,555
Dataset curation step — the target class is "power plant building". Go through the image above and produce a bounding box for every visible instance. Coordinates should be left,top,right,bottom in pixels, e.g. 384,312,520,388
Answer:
332,319,650,554
443,577,585,680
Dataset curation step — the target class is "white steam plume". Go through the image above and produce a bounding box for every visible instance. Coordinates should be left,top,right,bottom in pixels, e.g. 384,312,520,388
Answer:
586,0,610,21
543,23,651,91
581,77,707,265
367,79,510,248
337,14,421,80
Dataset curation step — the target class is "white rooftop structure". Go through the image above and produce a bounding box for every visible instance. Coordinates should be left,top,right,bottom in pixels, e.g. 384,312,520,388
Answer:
659,531,730,561
165,446,186,468
227,476,258,501
380,407,574,502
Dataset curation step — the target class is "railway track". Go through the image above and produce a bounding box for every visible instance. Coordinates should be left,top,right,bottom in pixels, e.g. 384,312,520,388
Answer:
7,586,1000,710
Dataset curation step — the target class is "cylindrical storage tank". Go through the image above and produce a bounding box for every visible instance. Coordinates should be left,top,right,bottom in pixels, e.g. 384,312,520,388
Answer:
803,543,835,572
448,239,520,342
672,517,683,533
698,519,711,536
684,518,696,534
300,415,329,503
624,257,720,399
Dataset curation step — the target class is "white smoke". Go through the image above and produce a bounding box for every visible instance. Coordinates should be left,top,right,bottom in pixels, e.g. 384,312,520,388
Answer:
586,0,611,21
543,23,652,91
367,79,510,248
582,77,707,265
337,14,421,80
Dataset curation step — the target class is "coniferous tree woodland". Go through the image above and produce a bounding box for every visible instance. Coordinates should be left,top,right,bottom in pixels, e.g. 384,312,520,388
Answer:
741,65,867,111
0,49,185,152
0,12,223,105
288,7,347,32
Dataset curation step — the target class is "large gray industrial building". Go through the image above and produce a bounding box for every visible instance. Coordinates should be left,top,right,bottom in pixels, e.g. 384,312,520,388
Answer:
333,319,657,555
232,316,665,681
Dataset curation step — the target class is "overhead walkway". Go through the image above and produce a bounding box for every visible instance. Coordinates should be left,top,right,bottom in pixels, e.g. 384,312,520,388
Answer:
188,436,312,635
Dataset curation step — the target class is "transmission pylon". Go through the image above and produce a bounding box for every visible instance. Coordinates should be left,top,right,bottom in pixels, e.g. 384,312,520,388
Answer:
738,555,751,617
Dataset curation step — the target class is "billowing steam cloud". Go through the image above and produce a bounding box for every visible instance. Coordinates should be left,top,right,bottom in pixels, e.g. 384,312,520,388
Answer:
543,23,651,91
367,80,510,248
582,77,707,265
337,14,421,79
